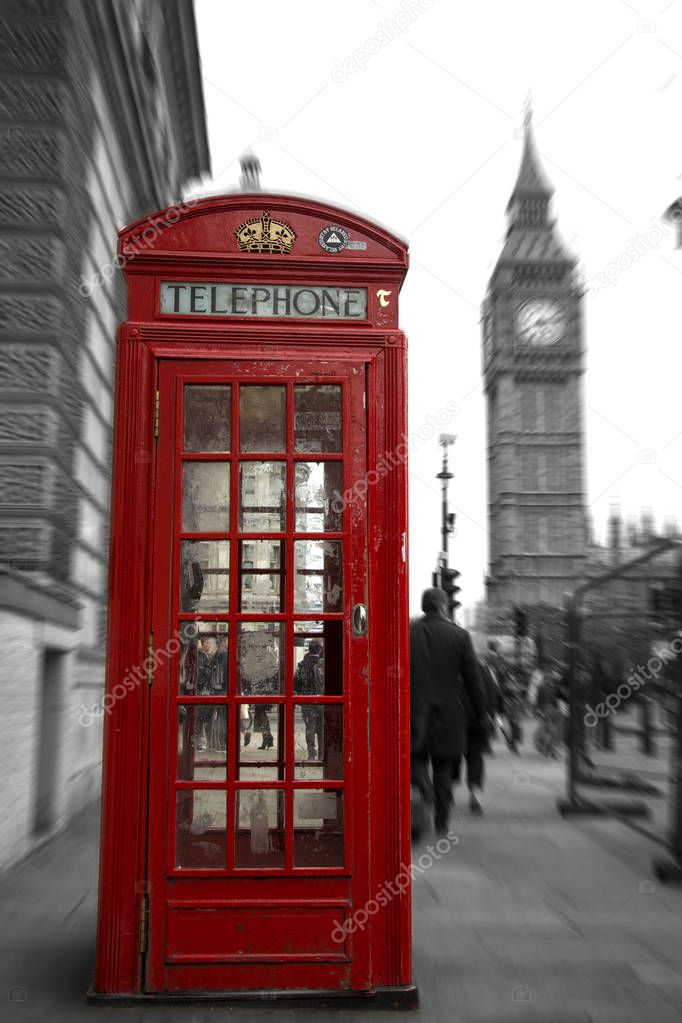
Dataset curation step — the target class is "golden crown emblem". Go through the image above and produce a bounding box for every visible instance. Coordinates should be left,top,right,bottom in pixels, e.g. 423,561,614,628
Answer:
235,211,296,254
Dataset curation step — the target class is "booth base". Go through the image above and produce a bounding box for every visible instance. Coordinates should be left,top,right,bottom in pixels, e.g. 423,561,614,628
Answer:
86,984,419,1011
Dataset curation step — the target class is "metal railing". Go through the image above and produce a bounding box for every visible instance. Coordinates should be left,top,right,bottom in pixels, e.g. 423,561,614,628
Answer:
558,538,682,882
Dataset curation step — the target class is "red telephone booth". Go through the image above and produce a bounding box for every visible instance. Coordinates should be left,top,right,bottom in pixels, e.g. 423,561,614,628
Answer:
91,193,414,1005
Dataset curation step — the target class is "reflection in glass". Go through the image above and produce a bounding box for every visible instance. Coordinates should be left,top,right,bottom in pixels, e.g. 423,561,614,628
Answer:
182,462,230,532
295,462,342,532
184,385,231,452
294,385,342,453
238,705,283,780
239,539,283,612
178,621,228,695
293,621,343,695
239,462,286,532
237,621,284,696
235,790,285,868
294,790,344,868
180,541,229,612
239,385,286,453
294,704,343,780
293,636,324,699
175,789,226,868
177,705,227,781
294,540,343,613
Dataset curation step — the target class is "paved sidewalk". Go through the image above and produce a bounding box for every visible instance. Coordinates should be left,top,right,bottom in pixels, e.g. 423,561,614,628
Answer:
2,725,682,1022
412,727,682,1023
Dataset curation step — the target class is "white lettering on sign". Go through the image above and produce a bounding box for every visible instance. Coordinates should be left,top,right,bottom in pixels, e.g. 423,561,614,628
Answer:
160,282,368,319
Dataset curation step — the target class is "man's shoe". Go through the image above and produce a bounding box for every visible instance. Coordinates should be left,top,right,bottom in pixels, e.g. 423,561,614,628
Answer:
469,796,483,816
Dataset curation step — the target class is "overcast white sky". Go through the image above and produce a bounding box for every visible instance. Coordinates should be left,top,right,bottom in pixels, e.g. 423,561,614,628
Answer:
194,0,682,614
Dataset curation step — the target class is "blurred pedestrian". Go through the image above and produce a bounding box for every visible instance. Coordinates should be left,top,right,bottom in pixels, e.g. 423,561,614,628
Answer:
498,661,524,753
533,670,562,758
410,588,485,836
452,656,499,814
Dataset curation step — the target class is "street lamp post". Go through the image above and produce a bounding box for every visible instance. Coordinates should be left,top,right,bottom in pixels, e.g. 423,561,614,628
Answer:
434,433,458,620
437,433,455,563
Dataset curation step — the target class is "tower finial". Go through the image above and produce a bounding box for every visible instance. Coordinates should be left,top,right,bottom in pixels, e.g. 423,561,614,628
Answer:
239,151,262,192
506,97,552,212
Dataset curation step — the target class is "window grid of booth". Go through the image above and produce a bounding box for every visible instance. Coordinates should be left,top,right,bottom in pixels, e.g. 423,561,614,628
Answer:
173,379,347,873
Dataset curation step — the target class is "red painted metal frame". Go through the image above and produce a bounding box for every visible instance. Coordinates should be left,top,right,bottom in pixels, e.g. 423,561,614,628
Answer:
93,194,411,1000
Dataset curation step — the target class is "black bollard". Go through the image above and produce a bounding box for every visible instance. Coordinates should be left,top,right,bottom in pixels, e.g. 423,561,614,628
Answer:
641,698,655,757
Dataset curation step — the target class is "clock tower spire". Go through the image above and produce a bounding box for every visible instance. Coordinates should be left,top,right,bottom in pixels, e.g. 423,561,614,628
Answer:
506,106,553,228
482,113,588,619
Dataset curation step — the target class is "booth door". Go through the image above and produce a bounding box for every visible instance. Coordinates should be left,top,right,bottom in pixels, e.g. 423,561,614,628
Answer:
146,358,371,993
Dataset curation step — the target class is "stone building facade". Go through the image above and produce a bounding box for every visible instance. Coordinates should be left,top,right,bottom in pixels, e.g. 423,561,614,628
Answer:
0,0,210,870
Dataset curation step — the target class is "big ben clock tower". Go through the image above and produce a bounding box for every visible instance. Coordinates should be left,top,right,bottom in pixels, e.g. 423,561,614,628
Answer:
483,113,588,613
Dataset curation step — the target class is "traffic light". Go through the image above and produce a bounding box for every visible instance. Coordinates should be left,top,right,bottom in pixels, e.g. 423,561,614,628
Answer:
513,606,528,638
441,567,461,618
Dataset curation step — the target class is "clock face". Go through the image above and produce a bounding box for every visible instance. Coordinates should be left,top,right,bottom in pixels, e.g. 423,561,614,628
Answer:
516,300,564,346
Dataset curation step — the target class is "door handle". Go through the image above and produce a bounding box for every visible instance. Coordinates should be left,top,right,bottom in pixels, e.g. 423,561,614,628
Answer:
352,603,368,636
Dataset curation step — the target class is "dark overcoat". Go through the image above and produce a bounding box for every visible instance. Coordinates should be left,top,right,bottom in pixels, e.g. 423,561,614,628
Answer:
410,611,484,760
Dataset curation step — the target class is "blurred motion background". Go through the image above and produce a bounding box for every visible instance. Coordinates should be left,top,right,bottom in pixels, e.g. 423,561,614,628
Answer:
0,0,210,872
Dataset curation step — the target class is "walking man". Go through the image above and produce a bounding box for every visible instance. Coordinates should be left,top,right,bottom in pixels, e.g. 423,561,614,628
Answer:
410,588,485,835
453,656,500,814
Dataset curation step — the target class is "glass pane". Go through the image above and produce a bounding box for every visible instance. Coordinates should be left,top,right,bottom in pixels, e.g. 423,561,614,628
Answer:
294,790,344,868
178,621,228,695
177,706,227,780
238,705,284,780
235,790,285,868
293,620,343,695
184,385,231,452
295,462,343,532
237,621,284,696
294,540,343,613
175,789,226,868
294,385,342,453
180,541,229,612
239,539,283,612
294,619,324,633
182,462,230,532
294,704,343,780
239,385,285,452
239,462,286,532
